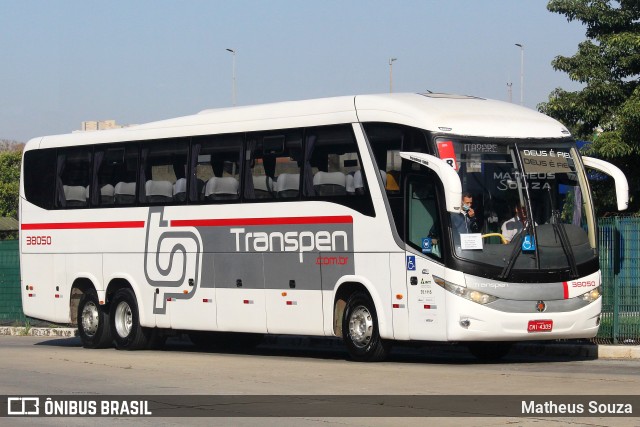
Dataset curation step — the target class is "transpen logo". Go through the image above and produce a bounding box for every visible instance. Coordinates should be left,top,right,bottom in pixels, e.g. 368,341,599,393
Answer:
144,207,202,314
229,228,349,263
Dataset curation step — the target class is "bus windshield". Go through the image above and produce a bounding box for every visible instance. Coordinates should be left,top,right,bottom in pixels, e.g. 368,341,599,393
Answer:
437,137,597,273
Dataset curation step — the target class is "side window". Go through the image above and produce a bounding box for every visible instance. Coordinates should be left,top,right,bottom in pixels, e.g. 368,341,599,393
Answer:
95,145,138,206
56,147,92,208
303,125,365,197
190,134,243,202
362,123,429,195
244,129,303,200
407,175,443,260
24,149,56,210
140,138,189,204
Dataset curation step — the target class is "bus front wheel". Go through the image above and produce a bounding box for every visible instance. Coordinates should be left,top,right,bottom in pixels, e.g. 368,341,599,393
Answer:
110,288,153,350
342,292,390,362
77,289,113,349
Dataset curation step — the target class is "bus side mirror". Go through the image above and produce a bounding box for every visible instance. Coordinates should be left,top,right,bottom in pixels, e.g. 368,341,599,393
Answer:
399,152,462,213
582,156,629,211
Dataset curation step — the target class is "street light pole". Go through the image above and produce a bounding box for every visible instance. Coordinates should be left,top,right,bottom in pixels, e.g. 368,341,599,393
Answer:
226,48,236,106
515,43,524,106
389,57,397,93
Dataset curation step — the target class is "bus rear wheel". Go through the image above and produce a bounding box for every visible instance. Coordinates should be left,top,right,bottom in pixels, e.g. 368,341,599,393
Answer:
110,288,153,350
77,289,113,349
342,292,390,362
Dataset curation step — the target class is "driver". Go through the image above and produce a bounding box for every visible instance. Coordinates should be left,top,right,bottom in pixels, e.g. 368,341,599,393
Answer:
452,192,480,234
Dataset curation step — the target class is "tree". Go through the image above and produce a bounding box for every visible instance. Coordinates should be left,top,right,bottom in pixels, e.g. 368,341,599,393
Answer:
0,149,22,220
538,0,640,214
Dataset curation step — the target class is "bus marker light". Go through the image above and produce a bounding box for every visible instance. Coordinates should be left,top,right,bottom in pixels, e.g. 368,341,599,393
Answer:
282,292,287,297
29,285,34,291
392,304,405,309
243,300,253,304
28,293,35,298
424,304,437,309
203,298,211,303
99,301,105,305
286,301,297,306
183,290,188,294
396,294,403,300
55,294,60,299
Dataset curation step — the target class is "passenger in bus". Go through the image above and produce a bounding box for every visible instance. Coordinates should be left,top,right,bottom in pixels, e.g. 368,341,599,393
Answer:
452,192,480,234
501,205,533,243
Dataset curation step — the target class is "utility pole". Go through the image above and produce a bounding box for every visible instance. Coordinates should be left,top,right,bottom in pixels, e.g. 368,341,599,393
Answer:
515,43,524,105
226,48,237,106
389,57,397,93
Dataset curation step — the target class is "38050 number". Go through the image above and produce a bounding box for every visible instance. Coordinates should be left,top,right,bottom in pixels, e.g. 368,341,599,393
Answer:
26,235,52,245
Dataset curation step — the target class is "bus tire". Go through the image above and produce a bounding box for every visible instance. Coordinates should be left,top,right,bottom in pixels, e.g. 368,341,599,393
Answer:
77,289,113,349
110,288,152,350
342,291,390,362
467,342,512,361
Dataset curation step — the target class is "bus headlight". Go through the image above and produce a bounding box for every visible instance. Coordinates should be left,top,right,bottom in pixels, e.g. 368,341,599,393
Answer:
579,286,601,303
434,276,498,305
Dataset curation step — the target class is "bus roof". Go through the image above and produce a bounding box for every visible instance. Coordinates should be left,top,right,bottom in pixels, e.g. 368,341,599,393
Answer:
28,93,571,150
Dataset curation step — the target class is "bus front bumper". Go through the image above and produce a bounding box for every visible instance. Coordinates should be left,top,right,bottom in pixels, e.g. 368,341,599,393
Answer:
445,294,602,341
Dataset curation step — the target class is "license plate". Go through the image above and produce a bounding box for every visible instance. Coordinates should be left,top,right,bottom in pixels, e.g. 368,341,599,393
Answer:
527,320,553,333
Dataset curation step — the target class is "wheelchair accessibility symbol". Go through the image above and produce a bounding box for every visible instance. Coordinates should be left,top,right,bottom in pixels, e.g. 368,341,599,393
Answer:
406,255,416,271
421,237,432,253
522,235,536,252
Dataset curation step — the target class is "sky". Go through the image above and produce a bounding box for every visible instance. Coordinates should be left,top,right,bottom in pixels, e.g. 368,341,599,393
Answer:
0,0,587,142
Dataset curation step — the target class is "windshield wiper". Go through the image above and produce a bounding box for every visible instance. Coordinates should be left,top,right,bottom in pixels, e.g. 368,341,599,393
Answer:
498,147,540,280
550,206,580,279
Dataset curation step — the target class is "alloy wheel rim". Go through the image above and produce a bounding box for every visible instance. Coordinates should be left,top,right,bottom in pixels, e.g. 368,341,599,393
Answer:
348,305,373,348
81,301,99,337
115,301,133,338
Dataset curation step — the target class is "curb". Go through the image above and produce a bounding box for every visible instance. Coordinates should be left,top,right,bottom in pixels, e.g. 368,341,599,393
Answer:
1,327,638,359
0,326,77,338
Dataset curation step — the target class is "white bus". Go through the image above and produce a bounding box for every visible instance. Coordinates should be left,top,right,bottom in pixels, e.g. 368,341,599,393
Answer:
20,93,628,361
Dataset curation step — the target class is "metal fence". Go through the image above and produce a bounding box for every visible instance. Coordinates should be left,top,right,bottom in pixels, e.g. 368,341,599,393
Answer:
0,222,639,341
0,240,24,325
597,217,640,344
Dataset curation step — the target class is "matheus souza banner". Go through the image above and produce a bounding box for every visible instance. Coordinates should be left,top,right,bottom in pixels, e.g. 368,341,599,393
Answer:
2,395,636,417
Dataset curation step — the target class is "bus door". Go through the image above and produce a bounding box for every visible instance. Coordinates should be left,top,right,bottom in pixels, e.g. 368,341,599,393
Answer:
404,175,448,341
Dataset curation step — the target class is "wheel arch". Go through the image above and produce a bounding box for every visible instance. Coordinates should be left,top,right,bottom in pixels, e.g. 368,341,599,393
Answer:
69,277,96,326
104,275,153,327
332,275,391,339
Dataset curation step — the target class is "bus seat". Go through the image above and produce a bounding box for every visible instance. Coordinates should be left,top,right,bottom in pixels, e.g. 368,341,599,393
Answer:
386,171,400,191
173,178,187,202
204,177,239,200
313,171,346,196
275,173,299,198
101,184,115,205
354,170,365,195
114,182,136,204
63,185,87,207
346,173,355,194
252,175,275,199
145,180,173,203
